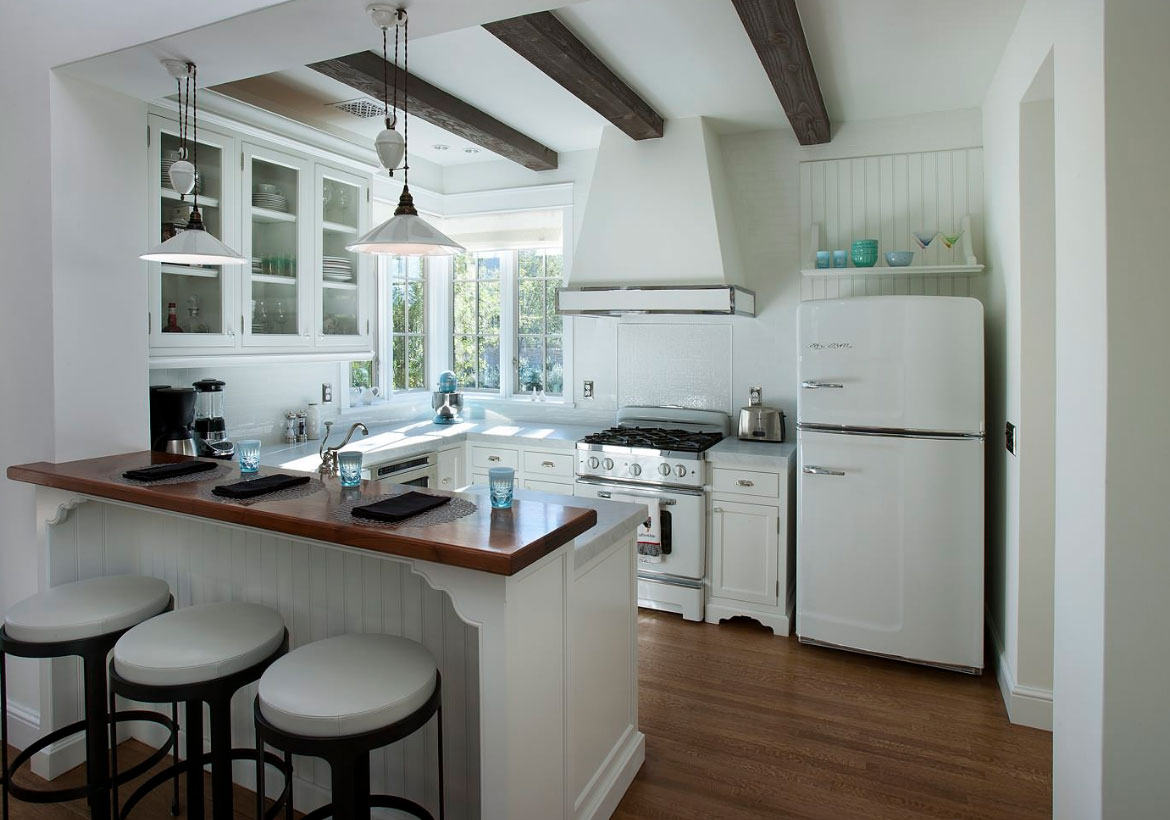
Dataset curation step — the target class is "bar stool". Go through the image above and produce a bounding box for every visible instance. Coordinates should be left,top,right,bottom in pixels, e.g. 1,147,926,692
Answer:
0,575,178,820
109,601,290,820
254,634,444,820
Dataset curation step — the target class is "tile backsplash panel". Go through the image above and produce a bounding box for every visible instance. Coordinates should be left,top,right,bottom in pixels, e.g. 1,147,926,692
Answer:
617,322,733,414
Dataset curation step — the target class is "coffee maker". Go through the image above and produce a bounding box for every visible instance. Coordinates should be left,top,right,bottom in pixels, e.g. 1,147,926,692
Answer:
150,387,198,456
192,378,235,459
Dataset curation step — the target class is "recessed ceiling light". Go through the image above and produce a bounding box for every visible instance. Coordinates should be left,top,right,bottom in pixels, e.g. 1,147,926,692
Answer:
464,148,480,154
432,144,449,151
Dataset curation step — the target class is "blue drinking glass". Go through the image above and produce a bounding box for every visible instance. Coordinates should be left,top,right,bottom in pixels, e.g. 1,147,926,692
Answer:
488,467,515,509
237,439,261,474
338,450,363,488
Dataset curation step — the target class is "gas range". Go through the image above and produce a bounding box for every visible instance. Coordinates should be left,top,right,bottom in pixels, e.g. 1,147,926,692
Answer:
575,408,729,490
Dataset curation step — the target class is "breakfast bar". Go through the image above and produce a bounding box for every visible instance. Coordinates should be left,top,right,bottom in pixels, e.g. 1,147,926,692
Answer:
7,453,647,820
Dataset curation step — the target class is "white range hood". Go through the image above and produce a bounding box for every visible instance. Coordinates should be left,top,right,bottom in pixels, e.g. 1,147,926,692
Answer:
559,117,755,316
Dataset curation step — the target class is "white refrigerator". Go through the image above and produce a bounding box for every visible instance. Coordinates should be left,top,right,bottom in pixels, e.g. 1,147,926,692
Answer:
796,296,985,673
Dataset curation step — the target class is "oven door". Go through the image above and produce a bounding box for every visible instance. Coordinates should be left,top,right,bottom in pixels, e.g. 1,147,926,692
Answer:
372,453,438,488
573,478,706,581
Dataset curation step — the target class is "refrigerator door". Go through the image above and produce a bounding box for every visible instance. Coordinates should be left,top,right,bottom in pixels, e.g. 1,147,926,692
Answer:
798,296,984,434
796,429,984,670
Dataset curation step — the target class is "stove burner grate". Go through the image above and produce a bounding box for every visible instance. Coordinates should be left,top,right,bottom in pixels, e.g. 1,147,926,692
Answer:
581,426,724,453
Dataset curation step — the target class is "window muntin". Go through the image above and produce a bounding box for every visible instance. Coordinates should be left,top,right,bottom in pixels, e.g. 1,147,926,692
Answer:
516,250,564,396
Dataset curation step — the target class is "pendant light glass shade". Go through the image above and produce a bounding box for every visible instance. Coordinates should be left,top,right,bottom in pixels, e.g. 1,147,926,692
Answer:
141,209,249,265
346,186,464,256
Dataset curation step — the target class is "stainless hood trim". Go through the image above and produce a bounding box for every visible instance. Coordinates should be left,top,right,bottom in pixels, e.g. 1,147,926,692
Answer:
557,285,756,317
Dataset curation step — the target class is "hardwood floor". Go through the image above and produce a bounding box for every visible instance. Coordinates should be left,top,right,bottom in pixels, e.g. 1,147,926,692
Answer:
4,611,1051,819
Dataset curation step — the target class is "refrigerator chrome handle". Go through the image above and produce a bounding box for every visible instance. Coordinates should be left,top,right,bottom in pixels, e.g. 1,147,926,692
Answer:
803,466,846,476
801,381,844,389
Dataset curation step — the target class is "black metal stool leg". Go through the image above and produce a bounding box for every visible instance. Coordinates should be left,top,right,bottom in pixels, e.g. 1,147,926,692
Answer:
171,702,180,816
2,651,10,820
255,731,265,820
209,694,234,819
329,751,370,820
284,751,293,820
436,704,445,820
109,685,120,819
83,652,112,820
185,700,204,820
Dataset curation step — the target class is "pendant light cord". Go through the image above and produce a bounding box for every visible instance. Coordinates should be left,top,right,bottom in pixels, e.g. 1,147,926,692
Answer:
192,63,199,213
402,13,409,187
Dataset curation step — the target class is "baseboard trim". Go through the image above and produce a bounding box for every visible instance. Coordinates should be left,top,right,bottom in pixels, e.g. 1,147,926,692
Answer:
575,726,645,820
986,612,1053,731
4,700,90,780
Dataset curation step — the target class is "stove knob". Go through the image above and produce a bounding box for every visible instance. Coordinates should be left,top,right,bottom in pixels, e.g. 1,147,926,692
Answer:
603,458,615,471
658,463,672,477
587,456,600,470
675,464,687,478
629,464,642,477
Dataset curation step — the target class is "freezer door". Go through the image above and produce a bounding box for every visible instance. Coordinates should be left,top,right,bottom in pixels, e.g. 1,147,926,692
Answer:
798,296,984,434
796,429,984,670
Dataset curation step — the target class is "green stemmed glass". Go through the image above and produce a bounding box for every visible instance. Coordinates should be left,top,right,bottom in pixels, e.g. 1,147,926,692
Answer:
940,230,964,250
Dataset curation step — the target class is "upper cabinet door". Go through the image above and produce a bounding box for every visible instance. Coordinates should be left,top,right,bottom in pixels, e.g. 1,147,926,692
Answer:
147,114,241,350
314,164,372,350
241,143,312,348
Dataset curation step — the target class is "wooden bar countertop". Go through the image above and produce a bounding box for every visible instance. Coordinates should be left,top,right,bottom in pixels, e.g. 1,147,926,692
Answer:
7,452,598,576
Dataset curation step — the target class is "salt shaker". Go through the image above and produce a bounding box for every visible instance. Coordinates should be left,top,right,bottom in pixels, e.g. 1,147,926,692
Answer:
283,412,298,444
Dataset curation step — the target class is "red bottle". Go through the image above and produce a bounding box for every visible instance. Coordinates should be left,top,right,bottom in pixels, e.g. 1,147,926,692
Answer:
162,302,184,333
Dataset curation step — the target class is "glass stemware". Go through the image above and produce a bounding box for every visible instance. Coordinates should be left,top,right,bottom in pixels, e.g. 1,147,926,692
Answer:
940,230,964,250
913,230,937,252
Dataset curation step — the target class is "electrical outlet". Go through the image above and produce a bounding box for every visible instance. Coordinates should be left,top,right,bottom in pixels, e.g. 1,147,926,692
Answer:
322,383,333,404
583,380,594,399
1005,422,1017,455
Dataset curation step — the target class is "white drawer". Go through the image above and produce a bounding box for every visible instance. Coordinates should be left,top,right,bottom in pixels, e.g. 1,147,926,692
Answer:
471,446,519,470
522,450,574,478
523,478,575,496
710,466,780,499
471,471,518,487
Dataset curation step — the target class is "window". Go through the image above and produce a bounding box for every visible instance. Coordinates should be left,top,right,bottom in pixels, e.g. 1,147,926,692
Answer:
452,252,503,391
388,256,426,391
516,250,564,395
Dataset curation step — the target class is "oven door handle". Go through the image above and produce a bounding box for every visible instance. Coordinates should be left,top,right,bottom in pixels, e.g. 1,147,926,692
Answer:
574,476,704,498
594,489,676,506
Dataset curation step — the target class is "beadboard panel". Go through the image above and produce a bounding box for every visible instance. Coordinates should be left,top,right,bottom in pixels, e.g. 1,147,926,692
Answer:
800,149,984,301
45,502,480,819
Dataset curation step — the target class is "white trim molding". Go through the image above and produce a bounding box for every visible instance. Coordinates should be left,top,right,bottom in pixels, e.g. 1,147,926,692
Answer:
987,610,1053,731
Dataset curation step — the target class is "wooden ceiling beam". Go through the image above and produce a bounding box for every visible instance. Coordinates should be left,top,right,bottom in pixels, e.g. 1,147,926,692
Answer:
731,0,831,145
308,51,558,171
484,11,664,141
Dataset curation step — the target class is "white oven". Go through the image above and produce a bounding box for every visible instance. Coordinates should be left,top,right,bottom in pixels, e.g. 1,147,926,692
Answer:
371,453,438,489
574,477,707,621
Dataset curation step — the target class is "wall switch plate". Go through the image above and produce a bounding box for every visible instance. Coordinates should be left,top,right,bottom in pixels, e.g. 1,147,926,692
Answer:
1005,421,1017,455
583,380,594,399
322,383,333,404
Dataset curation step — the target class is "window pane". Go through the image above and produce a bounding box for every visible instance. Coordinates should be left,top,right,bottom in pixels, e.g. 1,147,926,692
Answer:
546,253,563,281
477,255,501,280
478,281,501,333
518,278,543,334
406,257,423,280
545,281,562,333
407,280,424,334
453,282,476,335
478,337,501,390
517,335,543,392
453,335,477,388
517,249,540,278
392,335,406,391
545,336,564,395
453,254,472,280
392,282,406,332
350,360,374,389
407,336,425,390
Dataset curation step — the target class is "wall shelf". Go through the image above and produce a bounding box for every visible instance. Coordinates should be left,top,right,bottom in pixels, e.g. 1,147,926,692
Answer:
802,264,985,277
251,206,296,224
322,220,358,235
161,188,219,209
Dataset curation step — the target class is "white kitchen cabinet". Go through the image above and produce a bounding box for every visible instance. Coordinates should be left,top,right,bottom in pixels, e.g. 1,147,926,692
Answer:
147,109,374,362
437,446,465,491
705,454,796,636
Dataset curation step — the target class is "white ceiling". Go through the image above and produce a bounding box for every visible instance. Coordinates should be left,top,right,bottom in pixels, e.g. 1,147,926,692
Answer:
60,0,1024,168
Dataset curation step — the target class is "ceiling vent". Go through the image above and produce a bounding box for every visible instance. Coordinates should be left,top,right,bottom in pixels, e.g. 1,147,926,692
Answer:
329,98,383,119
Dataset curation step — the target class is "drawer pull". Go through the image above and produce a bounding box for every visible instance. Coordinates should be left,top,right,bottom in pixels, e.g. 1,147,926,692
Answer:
736,479,754,487
541,460,555,468
488,456,501,462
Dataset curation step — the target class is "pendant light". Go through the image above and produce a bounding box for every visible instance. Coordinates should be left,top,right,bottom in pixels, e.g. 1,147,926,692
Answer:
141,61,248,266
347,5,465,257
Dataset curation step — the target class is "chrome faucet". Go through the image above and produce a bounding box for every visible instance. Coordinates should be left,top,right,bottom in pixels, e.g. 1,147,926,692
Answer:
318,421,369,476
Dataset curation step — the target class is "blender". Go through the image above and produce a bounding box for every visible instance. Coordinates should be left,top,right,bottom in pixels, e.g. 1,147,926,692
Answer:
192,378,235,458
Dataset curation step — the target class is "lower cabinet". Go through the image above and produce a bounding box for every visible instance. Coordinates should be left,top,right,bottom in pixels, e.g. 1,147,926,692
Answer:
437,446,465,491
705,456,796,636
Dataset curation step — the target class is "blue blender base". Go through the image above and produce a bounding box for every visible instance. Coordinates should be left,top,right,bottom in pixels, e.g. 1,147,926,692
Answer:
433,414,461,425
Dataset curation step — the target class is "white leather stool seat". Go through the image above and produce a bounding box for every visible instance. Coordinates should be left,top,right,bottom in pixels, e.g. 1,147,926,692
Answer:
113,602,285,687
258,634,437,738
3,575,171,644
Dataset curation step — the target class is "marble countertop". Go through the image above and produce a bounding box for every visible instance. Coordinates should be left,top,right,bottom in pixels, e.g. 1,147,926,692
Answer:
706,438,797,469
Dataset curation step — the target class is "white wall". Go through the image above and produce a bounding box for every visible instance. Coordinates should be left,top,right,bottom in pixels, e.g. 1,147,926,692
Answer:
1100,1,1170,815
983,0,1109,813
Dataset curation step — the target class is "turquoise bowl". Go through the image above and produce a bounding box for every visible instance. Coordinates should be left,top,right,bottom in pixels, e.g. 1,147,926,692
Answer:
851,239,879,268
885,250,915,267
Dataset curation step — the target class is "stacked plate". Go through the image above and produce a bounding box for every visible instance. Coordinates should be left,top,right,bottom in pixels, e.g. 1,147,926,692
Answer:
323,256,353,283
252,190,288,212
251,257,263,276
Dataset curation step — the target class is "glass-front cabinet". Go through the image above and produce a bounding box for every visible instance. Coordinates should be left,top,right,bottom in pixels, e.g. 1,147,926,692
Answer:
315,165,371,348
146,109,374,360
242,144,311,347
147,114,240,349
